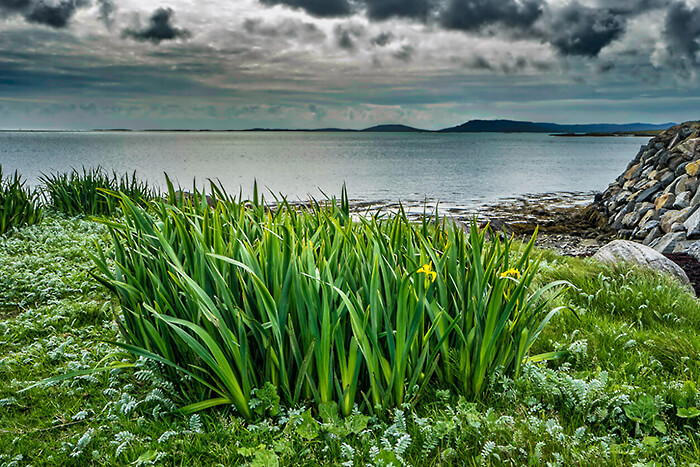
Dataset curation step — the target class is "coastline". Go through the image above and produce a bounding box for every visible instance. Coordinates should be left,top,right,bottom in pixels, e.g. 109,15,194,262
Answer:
551,130,665,138
338,191,612,257
336,191,700,293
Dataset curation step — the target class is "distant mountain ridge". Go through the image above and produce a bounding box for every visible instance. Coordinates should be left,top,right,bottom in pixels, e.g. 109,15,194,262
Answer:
241,124,424,132
439,119,675,134
361,124,425,132
240,120,674,133
89,120,677,133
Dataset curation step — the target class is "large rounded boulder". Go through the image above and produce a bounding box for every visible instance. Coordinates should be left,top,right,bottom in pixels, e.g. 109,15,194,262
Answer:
592,240,691,287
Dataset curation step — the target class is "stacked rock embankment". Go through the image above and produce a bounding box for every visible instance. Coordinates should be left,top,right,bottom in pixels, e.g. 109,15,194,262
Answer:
596,121,700,255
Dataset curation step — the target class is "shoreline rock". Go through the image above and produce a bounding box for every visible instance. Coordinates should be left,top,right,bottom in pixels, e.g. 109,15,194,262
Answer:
341,191,613,257
595,121,700,255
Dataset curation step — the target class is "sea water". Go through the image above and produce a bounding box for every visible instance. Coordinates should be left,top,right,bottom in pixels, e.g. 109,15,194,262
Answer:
0,131,648,208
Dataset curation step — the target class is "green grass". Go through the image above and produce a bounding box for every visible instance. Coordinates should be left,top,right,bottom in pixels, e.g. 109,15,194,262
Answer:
0,166,42,236
40,168,155,217
1,211,700,465
89,182,566,419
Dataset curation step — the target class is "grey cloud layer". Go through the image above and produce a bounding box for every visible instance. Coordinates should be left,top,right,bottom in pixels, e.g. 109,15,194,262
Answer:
257,0,690,60
544,3,626,57
0,0,89,28
122,7,191,44
96,0,116,29
0,0,694,64
363,0,433,20
661,2,700,73
0,0,698,129
441,0,544,31
259,0,352,17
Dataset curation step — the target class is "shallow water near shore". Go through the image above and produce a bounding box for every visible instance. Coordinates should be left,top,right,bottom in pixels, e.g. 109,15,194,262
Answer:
0,131,648,208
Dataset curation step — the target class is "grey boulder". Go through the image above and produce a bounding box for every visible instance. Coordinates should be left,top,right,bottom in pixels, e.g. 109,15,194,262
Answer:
592,240,690,286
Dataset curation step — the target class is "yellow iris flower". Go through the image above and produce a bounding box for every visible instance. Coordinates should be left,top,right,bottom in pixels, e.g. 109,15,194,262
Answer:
500,268,521,279
417,263,437,283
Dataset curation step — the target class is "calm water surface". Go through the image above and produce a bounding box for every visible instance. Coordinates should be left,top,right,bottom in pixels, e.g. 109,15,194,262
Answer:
0,131,647,208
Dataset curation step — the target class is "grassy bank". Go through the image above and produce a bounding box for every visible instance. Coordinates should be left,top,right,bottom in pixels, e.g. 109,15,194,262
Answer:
1,209,700,466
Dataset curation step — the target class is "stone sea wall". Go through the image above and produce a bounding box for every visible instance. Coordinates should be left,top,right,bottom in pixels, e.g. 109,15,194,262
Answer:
596,121,700,255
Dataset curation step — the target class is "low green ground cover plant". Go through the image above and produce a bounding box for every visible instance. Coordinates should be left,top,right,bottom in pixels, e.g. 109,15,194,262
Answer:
0,166,41,235
40,167,154,217
90,182,567,418
2,185,700,465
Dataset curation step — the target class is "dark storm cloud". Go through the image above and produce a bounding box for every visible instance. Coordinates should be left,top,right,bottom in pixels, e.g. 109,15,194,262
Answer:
96,0,116,29
122,7,191,44
440,0,545,32
660,1,700,73
543,3,626,57
0,0,33,14
258,0,433,21
0,0,89,28
258,0,352,17
336,27,354,50
243,17,325,41
601,0,672,14
252,0,690,63
437,0,625,58
335,23,364,51
371,31,394,46
27,0,89,28
362,0,433,21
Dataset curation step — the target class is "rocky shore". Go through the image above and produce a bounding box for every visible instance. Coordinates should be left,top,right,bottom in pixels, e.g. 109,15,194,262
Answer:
595,121,700,255
272,123,700,291
348,122,700,293
342,191,612,257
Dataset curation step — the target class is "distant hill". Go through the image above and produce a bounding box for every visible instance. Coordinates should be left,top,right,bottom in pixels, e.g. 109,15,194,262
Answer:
439,119,676,134
242,127,353,132
241,124,424,132
87,119,677,134
361,124,425,132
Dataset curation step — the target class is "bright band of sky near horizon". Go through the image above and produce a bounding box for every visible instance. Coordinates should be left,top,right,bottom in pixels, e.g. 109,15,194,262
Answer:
0,0,698,130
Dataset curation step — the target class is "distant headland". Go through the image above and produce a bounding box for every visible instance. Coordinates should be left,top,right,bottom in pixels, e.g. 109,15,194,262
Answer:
100,119,675,135
4,119,675,135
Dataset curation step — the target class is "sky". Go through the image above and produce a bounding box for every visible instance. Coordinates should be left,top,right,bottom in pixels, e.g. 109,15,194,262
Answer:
0,0,699,130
